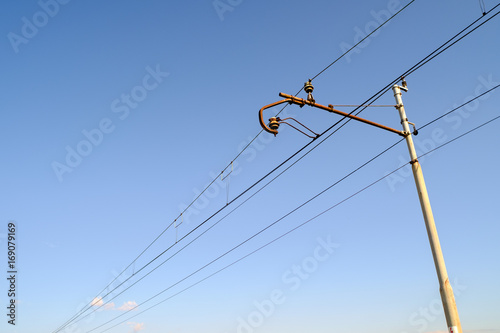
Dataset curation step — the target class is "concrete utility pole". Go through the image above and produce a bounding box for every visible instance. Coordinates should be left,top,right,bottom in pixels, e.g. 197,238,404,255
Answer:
258,79,463,333
392,83,462,333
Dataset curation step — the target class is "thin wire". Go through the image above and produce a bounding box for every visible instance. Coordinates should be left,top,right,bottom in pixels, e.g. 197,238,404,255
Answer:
311,0,416,81
272,0,415,119
330,105,396,107
86,139,406,333
95,165,406,333
53,4,500,331
98,77,500,328
403,4,500,78
419,84,500,131
72,135,405,329
336,2,500,130
55,3,416,326
89,112,500,333
420,114,500,158
56,134,322,331
480,0,487,15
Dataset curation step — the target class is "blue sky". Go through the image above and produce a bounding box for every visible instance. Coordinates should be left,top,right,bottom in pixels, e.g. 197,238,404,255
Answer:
1,1,499,333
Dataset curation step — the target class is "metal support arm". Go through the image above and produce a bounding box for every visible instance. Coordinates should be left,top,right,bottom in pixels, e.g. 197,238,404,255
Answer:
278,93,405,136
258,93,405,137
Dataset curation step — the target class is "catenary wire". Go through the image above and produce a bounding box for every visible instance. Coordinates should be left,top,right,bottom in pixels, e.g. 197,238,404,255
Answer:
86,138,407,333
89,72,500,322
74,73,500,329
93,165,404,333
91,111,500,333
311,1,416,81
53,4,500,331
70,131,405,328
51,5,419,332
419,84,500,130
52,5,417,330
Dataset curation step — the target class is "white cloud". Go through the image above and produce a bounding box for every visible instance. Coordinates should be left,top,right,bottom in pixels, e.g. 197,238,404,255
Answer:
118,301,138,311
127,321,144,332
90,296,115,310
103,302,115,310
91,297,103,307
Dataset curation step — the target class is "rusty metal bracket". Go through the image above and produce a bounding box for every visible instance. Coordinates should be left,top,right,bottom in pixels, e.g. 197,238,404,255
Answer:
258,92,406,137
258,98,293,136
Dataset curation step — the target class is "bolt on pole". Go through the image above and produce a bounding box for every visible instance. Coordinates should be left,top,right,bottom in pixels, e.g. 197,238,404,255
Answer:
392,84,462,333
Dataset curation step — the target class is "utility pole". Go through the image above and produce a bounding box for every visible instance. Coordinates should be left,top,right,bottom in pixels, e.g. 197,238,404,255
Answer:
258,79,463,333
392,83,462,333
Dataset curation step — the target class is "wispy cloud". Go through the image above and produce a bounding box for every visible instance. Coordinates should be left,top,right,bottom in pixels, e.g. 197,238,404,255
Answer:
118,301,138,311
127,321,144,332
90,296,115,310
91,297,103,307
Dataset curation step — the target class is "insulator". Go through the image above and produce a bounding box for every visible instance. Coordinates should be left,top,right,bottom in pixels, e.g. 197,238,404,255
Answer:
269,117,280,131
304,79,315,103
304,80,314,93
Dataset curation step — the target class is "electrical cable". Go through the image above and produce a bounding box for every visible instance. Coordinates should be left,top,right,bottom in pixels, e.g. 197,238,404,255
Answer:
53,4,500,331
311,0,416,81
53,131,321,333
69,133,405,329
86,138,407,333
89,76,500,323
419,84,500,131
53,5,418,330
78,79,500,329
52,5,420,331
90,111,500,333
479,0,487,15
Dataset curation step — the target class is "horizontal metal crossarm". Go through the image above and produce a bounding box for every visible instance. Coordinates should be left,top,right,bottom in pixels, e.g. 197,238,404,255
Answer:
278,93,405,136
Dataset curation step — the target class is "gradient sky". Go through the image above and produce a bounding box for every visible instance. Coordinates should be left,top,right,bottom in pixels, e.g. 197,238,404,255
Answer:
1,1,499,333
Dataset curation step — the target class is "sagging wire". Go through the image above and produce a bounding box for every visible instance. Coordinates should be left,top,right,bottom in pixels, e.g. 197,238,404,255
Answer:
221,162,234,205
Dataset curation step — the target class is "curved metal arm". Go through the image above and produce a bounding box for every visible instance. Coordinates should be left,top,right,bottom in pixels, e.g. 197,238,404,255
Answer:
278,117,319,139
258,98,292,135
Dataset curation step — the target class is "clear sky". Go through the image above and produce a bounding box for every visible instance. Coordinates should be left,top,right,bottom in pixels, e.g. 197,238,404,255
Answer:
1,1,499,333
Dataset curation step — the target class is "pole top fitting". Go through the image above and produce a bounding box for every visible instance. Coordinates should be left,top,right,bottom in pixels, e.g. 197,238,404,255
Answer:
304,79,315,103
400,77,408,92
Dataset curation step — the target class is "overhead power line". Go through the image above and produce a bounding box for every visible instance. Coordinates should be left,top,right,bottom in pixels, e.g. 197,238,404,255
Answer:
54,5,417,331
51,5,417,332
52,4,500,332
75,77,500,331
419,84,500,130
87,135,406,333
312,0,416,81
90,111,500,333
